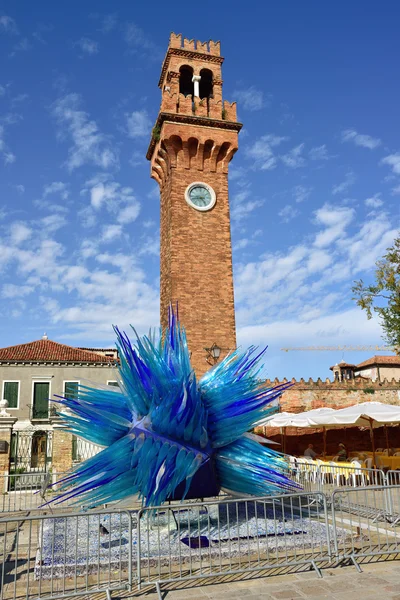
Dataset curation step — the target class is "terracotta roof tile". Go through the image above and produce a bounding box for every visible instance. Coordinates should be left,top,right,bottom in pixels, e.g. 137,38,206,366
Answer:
356,355,400,369
0,339,116,364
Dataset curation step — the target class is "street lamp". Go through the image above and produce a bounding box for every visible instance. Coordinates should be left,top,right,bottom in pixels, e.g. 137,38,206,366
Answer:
205,343,221,365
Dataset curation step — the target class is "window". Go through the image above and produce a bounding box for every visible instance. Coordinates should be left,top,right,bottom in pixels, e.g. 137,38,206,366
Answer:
3,381,19,409
32,382,49,419
107,381,119,388
64,381,79,399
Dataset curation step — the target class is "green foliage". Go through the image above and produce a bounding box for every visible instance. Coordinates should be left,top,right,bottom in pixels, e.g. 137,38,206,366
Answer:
352,234,400,353
222,108,227,120
363,388,375,394
152,125,161,142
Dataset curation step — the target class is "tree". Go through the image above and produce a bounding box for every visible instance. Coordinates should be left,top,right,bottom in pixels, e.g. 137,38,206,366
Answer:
352,234,400,354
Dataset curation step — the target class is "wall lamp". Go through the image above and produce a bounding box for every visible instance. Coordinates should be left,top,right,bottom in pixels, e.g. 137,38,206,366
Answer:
205,343,221,365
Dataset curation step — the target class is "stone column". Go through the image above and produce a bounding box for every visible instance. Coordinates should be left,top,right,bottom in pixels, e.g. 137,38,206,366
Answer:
51,425,73,475
192,75,201,97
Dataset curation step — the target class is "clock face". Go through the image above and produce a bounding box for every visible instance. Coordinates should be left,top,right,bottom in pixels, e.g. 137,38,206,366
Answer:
185,182,216,212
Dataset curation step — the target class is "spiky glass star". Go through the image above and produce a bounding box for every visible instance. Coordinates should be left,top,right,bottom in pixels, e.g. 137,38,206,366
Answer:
52,309,298,508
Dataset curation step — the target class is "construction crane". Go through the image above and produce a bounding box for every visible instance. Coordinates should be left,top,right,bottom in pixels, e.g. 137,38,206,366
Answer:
281,345,397,352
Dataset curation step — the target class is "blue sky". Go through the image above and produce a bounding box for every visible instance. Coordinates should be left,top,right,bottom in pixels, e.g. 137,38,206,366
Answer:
0,1,399,380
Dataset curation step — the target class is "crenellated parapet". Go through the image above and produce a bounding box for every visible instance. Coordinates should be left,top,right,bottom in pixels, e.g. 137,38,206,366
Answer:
159,91,238,122
265,377,400,389
168,32,221,56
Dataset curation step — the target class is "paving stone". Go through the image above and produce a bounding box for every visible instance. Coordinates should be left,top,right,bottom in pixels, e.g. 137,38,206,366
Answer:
270,591,303,599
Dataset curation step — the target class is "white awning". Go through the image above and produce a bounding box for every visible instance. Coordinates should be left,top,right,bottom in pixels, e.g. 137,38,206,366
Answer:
310,401,400,428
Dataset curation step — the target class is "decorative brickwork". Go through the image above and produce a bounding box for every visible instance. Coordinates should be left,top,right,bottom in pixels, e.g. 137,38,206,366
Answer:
148,33,241,376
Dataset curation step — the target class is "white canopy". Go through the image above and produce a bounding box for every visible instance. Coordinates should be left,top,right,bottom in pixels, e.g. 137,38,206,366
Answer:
258,407,336,428
310,401,400,428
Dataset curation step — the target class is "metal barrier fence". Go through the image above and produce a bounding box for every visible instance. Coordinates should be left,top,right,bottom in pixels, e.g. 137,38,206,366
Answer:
331,484,400,569
386,469,400,486
0,471,76,514
289,461,386,495
136,491,331,597
0,508,135,600
0,485,399,600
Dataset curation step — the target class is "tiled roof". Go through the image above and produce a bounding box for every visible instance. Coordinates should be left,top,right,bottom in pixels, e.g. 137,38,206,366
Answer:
356,355,400,369
0,339,116,364
329,362,356,370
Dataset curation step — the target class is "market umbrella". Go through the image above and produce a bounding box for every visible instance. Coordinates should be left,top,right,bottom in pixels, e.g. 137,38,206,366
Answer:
258,407,337,456
311,402,400,466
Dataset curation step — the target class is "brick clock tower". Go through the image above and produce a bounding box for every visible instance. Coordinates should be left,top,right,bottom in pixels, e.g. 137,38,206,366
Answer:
147,33,242,376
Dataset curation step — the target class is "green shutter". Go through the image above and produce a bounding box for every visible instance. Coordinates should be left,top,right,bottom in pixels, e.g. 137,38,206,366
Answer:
64,381,79,399
33,382,49,418
72,435,78,461
4,382,19,408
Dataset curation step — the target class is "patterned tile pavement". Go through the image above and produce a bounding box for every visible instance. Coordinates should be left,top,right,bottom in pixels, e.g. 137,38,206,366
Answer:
133,560,400,599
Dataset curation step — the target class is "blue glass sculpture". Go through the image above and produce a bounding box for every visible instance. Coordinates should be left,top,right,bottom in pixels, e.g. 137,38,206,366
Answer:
51,309,299,508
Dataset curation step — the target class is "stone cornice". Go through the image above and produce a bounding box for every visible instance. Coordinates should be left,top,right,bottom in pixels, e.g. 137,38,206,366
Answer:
146,113,242,160
159,48,224,88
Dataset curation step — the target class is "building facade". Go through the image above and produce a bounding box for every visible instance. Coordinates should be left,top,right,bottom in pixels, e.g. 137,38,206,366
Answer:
330,356,400,382
147,33,241,376
0,335,119,479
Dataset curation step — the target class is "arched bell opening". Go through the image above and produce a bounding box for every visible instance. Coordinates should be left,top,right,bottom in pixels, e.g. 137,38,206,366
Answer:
199,68,213,99
179,65,194,97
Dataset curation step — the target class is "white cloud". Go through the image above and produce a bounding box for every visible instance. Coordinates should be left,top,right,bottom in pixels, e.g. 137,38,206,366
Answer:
101,224,123,242
234,87,268,112
230,189,263,222
0,124,16,165
82,175,141,225
391,184,400,195
52,93,119,171
41,214,68,233
13,184,25,194
98,14,118,33
1,283,33,298
245,134,288,170
293,185,312,203
0,85,5,96
307,249,332,273
75,37,99,55
232,199,264,222
126,110,151,138
10,37,30,54
313,204,355,248
365,194,383,208
332,171,356,195
0,15,18,34
278,204,299,223
381,153,400,175
281,143,305,169
124,22,161,60
341,129,381,150
309,145,329,160
10,222,32,245
43,181,69,200
117,204,140,224
234,209,397,351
